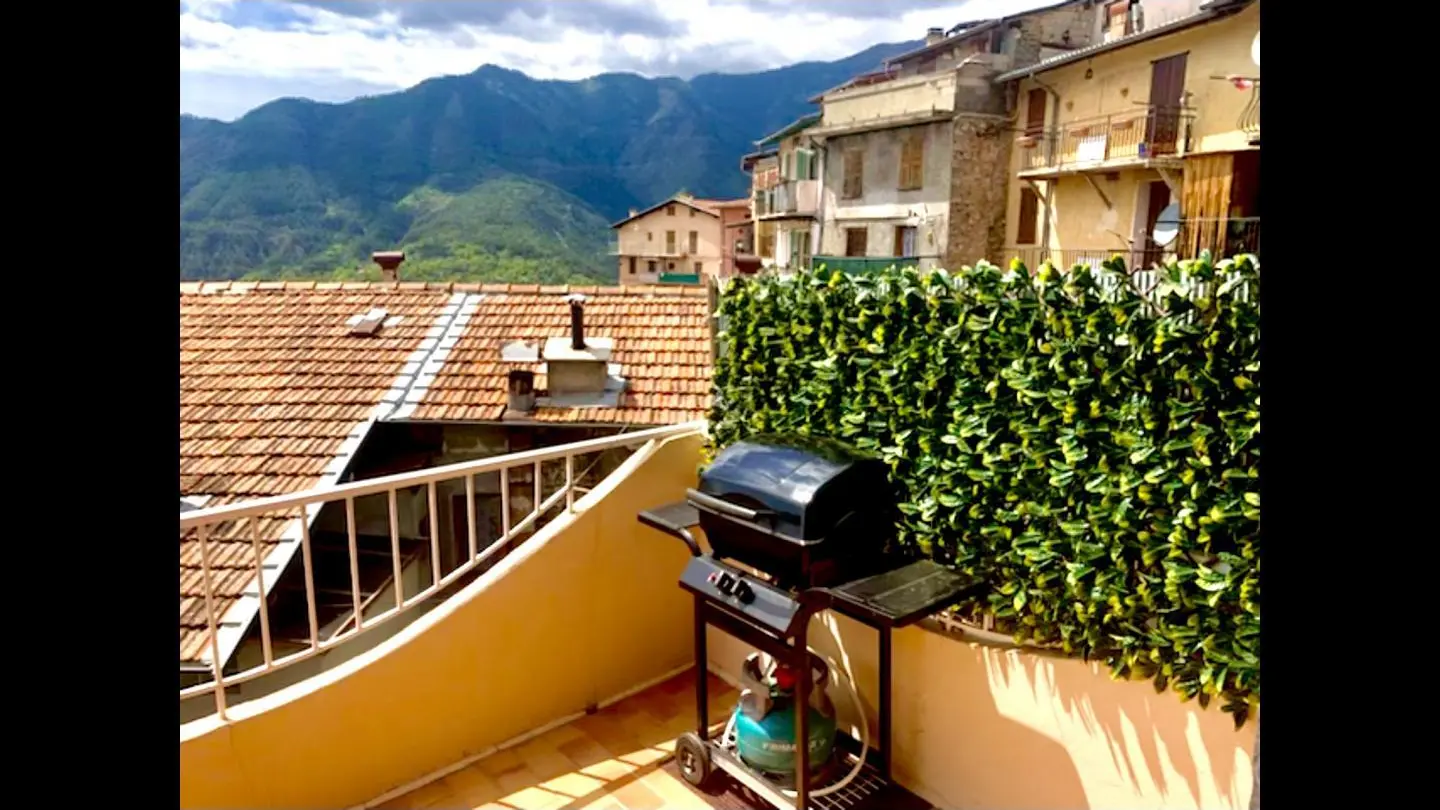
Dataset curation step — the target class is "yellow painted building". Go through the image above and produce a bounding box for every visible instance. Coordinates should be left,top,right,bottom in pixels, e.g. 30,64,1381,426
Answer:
999,0,1260,270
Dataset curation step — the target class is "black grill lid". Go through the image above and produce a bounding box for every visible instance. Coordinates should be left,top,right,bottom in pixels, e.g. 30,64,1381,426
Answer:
698,434,887,541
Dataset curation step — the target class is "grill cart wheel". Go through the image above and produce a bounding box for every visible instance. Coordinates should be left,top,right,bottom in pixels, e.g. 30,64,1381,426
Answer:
676,732,712,788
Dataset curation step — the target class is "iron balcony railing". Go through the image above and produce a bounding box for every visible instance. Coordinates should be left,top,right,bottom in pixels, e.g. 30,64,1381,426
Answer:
1005,218,1261,273
178,422,707,722
811,255,922,275
1018,106,1195,173
1239,82,1260,143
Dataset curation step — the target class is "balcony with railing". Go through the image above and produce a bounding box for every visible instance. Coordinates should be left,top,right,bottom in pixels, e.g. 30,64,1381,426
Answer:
1239,81,1260,145
1017,106,1195,177
1004,217,1261,273
757,179,818,220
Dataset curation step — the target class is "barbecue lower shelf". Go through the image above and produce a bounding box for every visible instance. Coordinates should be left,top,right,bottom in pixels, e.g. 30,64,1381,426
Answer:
702,737,932,810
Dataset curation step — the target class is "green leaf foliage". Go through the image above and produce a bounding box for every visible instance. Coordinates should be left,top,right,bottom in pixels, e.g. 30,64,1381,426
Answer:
708,255,1260,723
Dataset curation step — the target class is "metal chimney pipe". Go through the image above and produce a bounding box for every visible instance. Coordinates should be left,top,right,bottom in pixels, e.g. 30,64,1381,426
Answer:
566,293,587,350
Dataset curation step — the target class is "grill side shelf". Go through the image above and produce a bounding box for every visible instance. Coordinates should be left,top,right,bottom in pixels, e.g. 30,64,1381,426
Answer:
637,501,703,556
828,560,987,628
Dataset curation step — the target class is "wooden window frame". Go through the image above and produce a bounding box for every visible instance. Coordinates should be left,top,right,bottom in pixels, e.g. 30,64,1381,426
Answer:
898,133,924,191
842,150,864,199
1016,187,1040,246
688,230,698,254
844,227,868,257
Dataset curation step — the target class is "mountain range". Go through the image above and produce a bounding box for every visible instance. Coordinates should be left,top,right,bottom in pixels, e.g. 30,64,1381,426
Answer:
179,41,919,283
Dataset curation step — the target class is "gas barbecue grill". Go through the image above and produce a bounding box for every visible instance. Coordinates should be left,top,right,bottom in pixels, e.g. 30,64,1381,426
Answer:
638,434,986,810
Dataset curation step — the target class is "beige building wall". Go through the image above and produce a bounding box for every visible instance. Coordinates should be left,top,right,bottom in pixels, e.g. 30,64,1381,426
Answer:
817,121,953,266
614,199,725,284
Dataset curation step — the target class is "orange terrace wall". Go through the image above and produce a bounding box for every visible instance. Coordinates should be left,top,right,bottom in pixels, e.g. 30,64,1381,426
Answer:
179,433,704,810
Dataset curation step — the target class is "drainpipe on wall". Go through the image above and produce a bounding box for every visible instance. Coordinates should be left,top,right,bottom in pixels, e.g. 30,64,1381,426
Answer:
813,142,827,267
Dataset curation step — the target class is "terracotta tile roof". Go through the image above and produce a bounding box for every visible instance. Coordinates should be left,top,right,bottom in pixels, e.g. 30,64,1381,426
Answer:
179,284,454,664
411,284,714,425
692,197,750,210
177,281,714,664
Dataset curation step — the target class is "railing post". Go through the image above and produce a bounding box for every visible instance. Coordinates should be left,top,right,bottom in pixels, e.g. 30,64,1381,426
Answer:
298,505,319,650
427,481,440,587
249,519,274,667
195,524,228,720
465,474,478,560
389,489,404,609
500,467,512,540
566,454,575,513
346,497,364,631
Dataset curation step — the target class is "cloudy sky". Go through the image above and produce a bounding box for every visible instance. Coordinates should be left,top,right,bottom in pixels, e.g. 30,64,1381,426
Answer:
179,0,1057,121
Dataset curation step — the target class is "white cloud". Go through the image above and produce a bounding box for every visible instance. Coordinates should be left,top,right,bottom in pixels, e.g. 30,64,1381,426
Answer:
179,0,1061,121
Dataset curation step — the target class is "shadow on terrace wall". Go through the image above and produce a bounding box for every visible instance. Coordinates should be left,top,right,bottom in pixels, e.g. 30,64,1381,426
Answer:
179,433,704,810
987,648,1253,810
899,627,1255,810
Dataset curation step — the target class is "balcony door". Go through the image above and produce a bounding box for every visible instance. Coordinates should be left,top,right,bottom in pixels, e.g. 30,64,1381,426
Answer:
1146,53,1188,156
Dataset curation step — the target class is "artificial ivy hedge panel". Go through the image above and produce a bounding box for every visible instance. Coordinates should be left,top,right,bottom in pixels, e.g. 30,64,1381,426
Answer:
708,257,1260,726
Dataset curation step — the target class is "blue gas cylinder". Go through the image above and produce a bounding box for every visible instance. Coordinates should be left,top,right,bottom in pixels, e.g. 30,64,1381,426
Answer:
733,697,837,776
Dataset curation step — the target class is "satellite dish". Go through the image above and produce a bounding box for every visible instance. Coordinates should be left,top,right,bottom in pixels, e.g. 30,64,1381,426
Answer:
1251,33,1259,67
1152,203,1181,247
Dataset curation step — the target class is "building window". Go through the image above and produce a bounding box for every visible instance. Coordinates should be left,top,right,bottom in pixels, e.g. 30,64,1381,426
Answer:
668,261,675,270
790,230,813,268
1025,88,1047,138
688,231,698,254
667,204,676,216
1104,1,1135,41
845,227,868,257
795,149,814,181
842,150,864,199
689,207,696,217
1017,187,1040,245
647,260,657,273
898,133,924,191
694,261,703,275
782,153,791,179
628,257,637,275
647,231,653,241
666,231,676,254
893,226,918,258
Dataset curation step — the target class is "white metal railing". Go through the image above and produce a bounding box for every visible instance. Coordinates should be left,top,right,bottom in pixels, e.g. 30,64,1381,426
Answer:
179,420,706,721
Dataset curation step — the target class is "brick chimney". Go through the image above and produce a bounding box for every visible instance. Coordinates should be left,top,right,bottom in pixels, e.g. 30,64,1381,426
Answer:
925,27,945,46
372,251,405,282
